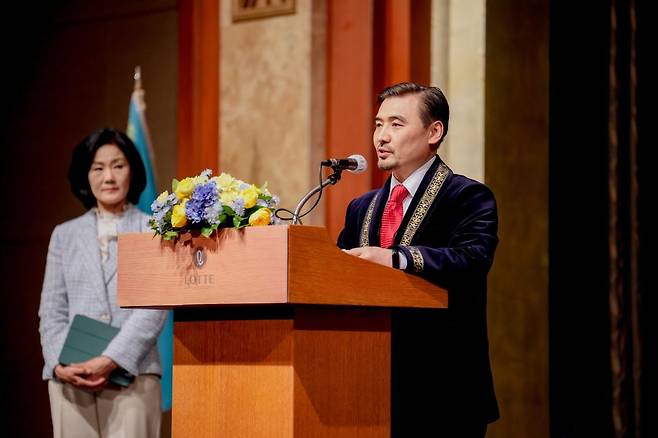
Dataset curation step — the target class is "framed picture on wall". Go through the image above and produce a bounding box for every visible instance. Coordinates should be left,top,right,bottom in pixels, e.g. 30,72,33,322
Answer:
232,0,296,22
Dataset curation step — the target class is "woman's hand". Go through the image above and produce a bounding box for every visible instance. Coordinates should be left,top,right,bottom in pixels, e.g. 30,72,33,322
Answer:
54,364,105,390
55,356,118,390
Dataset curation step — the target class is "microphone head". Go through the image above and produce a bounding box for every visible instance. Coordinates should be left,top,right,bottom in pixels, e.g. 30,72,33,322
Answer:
348,154,368,173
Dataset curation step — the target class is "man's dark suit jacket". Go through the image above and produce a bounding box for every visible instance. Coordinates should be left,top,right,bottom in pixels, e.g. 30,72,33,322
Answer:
337,157,499,433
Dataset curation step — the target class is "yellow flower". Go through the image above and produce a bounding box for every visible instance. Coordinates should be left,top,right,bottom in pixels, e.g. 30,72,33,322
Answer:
175,177,195,200
259,182,271,197
212,173,239,191
156,191,169,203
241,185,260,209
171,201,188,228
220,190,238,204
248,208,271,226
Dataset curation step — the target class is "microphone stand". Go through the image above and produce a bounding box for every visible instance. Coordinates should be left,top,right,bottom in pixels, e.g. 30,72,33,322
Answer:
292,168,343,225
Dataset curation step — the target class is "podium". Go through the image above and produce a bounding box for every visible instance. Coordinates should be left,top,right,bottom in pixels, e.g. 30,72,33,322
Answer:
118,225,447,437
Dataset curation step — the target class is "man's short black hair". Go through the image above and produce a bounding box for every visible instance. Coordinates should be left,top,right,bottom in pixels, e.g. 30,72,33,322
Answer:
378,82,450,146
68,128,147,209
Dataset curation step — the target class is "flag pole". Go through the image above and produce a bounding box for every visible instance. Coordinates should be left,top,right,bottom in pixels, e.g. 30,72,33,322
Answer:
134,66,142,91
127,65,172,412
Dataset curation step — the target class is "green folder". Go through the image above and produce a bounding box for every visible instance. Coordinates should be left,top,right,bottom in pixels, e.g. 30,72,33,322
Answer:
58,314,134,388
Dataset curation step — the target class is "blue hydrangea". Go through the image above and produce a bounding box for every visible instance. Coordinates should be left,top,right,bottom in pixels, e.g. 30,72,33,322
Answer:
205,201,223,225
151,193,178,232
230,197,245,217
268,195,280,209
150,192,178,212
186,181,219,224
153,208,168,222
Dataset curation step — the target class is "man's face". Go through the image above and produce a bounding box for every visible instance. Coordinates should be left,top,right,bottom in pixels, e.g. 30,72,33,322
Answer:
373,94,442,181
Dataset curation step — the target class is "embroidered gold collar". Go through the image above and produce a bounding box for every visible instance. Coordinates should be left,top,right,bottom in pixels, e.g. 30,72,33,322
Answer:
359,161,450,247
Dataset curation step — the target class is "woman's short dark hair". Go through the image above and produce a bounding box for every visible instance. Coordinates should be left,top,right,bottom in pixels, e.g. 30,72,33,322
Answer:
68,128,147,209
377,82,450,147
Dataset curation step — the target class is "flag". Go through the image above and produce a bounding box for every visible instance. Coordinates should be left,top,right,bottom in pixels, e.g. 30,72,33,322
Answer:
127,67,157,211
126,66,174,411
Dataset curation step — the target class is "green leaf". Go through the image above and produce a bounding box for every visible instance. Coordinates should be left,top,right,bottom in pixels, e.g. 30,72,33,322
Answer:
164,230,179,240
233,216,243,228
200,227,213,237
217,213,227,224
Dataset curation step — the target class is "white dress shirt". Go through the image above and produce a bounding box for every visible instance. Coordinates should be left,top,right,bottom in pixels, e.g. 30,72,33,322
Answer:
95,208,123,263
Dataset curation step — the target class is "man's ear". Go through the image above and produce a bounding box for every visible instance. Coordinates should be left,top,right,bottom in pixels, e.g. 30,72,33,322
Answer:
428,121,444,145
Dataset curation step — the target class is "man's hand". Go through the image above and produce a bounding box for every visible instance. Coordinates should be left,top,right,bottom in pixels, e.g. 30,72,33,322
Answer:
344,246,393,267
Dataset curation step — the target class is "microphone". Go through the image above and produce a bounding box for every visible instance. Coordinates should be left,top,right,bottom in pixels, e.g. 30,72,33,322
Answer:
321,154,368,174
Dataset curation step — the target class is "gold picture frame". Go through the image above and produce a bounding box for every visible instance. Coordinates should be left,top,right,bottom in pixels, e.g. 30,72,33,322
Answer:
232,0,296,22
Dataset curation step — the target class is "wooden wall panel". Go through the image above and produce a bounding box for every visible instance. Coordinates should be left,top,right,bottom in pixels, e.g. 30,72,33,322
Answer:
485,0,550,436
325,0,375,241
178,0,219,177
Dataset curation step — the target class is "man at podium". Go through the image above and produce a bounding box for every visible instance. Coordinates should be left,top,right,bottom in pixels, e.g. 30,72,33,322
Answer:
338,82,499,437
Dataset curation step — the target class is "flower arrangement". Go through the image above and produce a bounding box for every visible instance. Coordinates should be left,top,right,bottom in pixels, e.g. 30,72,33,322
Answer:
149,169,280,240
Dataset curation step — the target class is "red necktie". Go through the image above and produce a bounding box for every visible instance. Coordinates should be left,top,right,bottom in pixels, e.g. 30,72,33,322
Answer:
379,184,409,248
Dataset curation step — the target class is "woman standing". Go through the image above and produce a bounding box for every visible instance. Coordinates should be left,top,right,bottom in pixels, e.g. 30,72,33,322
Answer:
39,128,166,437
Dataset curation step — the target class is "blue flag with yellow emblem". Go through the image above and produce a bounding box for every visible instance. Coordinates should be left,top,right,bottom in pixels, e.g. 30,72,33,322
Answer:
127,66,173,411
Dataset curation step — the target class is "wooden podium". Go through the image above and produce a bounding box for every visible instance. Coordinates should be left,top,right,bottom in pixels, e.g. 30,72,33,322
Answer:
118,225,447,438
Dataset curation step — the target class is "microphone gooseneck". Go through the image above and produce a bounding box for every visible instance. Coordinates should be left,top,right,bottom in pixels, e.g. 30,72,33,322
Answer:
288,154,368,225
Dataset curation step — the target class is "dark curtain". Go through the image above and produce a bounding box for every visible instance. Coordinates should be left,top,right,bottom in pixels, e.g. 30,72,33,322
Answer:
550,0,656,437
607,0,638,435
608,0,657,437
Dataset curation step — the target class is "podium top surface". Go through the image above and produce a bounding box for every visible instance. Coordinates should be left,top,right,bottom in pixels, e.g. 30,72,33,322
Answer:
118,225,447,309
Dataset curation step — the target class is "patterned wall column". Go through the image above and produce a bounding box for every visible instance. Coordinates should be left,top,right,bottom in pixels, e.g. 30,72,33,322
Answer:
219,0,326,224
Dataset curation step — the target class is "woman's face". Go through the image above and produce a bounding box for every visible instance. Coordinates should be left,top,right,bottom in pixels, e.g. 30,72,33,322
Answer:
88,143,132,214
